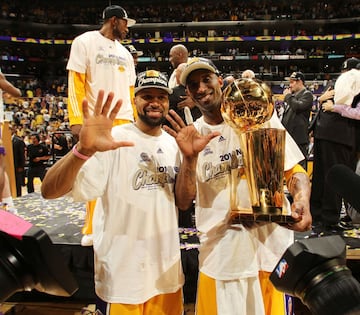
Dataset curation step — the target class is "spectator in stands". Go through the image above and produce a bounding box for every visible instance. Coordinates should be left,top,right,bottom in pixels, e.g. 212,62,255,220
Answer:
41,72,184,315
310,57,360,235
168,51,201,121
52,130,69,158
66,4,137,246
26,133,51,193
168,44,189,89
167,62,202,125
321,58,360,120
164,57,311,315
281,72,314,169
241,69,256,79
125,44,143,68
11,126,26,197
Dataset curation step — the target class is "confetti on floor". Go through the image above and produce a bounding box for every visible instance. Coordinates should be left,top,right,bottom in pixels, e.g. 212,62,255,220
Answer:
13,192,86,244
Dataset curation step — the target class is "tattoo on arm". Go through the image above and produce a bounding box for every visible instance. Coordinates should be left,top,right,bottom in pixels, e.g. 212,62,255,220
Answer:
287,172,311,202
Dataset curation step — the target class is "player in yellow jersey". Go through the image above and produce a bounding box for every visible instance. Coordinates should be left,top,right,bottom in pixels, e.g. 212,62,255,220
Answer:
66,5,137,245
164,58,312,315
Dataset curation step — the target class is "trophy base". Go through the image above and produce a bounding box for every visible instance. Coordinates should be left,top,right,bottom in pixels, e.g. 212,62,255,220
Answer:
230,208,296,224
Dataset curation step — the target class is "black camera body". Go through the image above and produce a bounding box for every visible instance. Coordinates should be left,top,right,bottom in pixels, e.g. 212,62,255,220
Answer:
270,236,360,315
0,209,78,302
270,235,345,294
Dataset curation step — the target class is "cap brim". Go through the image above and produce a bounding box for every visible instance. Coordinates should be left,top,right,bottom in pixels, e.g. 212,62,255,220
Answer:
180,63,218,86
125,18,136,27
134,86,173,95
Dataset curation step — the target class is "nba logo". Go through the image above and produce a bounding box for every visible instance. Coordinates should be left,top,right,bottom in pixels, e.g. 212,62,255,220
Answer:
275,258,289,278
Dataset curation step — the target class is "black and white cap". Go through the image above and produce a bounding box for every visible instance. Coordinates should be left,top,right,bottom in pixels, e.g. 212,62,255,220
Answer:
102,5,136,27
125,45,143,56
135,70,172,94
341,57,360,71
286,71,305,83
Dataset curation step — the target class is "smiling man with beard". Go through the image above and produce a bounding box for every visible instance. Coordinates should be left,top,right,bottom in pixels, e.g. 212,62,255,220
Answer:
41,71,185,315
135,70,172,128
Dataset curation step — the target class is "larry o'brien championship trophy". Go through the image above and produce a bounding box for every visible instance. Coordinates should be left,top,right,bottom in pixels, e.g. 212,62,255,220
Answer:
221,78,294,223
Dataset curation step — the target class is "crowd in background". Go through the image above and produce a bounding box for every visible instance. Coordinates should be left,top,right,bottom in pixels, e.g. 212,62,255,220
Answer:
4,86,72,165
1,0,358,90
1,0,359,25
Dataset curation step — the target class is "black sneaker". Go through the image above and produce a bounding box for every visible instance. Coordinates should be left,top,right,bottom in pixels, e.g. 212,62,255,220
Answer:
341,215,352,223
338,220,354,230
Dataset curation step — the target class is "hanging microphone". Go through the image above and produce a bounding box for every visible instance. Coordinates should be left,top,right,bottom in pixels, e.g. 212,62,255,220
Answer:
326,164,360,211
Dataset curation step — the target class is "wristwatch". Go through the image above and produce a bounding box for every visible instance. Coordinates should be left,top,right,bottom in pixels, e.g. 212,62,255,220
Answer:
0,146,6,155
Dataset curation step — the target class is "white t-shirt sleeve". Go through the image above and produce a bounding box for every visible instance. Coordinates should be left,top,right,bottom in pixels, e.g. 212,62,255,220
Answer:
66,36,87,73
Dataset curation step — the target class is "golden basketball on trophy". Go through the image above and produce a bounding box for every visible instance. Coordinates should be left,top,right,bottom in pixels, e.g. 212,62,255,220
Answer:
221,78,292,223
221,78,274,133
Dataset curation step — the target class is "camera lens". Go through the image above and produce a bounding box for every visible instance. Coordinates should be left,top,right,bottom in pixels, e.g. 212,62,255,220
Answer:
296,258,360,315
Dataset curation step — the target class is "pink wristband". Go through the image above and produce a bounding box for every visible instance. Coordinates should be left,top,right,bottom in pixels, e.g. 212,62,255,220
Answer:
72,145,91,161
